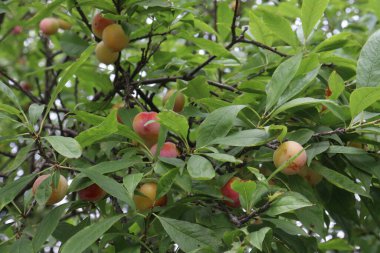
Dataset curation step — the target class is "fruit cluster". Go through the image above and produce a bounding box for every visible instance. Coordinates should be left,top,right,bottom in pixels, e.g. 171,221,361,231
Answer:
92,13,129,64
220,141,322,208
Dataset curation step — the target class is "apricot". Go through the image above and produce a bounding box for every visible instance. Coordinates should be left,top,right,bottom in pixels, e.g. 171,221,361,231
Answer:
273,141,307,175
11,26,22,35
92,13,115,39
102,24,129,52
132,112,160,147
32,175,68,205
39,17,59,35
20,81,32,92
58,19,72,30
95,41,119,64
298,166,322,186
221,177,241,208
133,182,167,211
78,184,107,202
163,90,185,113
150,142,179,158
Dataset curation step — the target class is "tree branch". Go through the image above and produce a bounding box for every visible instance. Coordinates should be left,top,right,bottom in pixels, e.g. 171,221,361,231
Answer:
239,38,289,57
0,68,40,103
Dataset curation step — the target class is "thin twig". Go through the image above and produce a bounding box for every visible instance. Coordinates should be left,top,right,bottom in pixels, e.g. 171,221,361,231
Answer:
239,38,289,57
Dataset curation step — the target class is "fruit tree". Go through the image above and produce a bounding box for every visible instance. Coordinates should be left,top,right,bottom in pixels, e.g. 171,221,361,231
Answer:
0,0,380,252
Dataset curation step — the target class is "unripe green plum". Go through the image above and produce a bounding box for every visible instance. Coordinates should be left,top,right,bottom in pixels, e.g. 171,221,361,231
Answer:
39,18,59,35
133,183,167,211
92,13,115,39
298,166,322,186
102,24,129,52
150,142,179,158
95,42,119,64
221,177,242,208
273,141,307,175
78,184,107,202
163,90,185,112
32,175,68,205
132,112,160,147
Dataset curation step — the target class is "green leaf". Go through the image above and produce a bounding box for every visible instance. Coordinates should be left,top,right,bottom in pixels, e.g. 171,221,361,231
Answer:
157,168,178,199
216,1,234,41
82,170,135,209
318,238,354,251
33,203,69,252
11,236,33,253
0,174,35,210
327,145,367,155
270,97,345,122
0,103,21,117
231,180,257,211
183,76,210,99
369,0,380,20
301,0,330,39
41,45,94,131
0,81,22,111
328,71,345,100
28,104,45,125
357,30,380,87
60,215,123,253
35,176,52,205
60,32,89,57
212,129,272,147
264,218,308,236
247,227,272,251
312,163,370,198
155,216,222,252
277,67,320,106
28,0,65,24
187,155,215,180
193,19,218,38
44,136,82,159
186,37,237,61
75,110,119,148
158,111,189,141
196,105,246,148
286,129,314,145
349,87,380,118
314,32,352,52
249,11,272,45
3,142,34,174
261,10,299,47
265,54,303,112
306,141,330,166
202,153,242,164
266,192,312,216
123,173,144,199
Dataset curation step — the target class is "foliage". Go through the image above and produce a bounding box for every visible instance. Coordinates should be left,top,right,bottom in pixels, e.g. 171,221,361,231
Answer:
0,0,380,252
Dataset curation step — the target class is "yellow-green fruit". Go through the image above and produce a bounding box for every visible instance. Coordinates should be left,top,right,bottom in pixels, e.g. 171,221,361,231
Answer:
298,166,323,186
273,141,307,175
163,90,185,112
39,18,59,35
58,19,72,30
133,183,167,211
102,24,129,52
95,42,119,64
92,13,115,39
32,175,68,205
